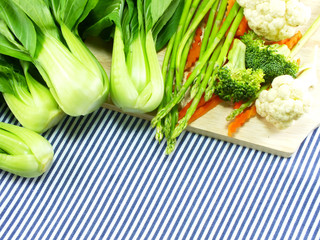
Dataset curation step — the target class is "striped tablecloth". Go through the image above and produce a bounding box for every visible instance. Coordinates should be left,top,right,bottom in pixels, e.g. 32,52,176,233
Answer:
1,104,319,239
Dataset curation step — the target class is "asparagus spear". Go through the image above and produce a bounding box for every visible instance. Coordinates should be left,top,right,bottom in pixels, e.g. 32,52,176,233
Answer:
156,0,194,151
226,83,270,121
190,0,226,98
151,3,242,128
175,0,219,88
172,6,244,138
155,34,176,142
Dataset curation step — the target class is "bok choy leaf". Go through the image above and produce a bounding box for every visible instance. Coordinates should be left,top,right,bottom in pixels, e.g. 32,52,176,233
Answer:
0,122,54,178
0,55,65,133
82,0,183,113
0,0,109,116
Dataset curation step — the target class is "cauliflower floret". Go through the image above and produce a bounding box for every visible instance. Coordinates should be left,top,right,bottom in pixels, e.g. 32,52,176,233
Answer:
255,75,313,129
236,0,311,41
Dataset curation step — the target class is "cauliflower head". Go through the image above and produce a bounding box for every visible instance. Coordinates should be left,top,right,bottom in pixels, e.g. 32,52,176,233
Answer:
236,0,311,41
255,75,311,129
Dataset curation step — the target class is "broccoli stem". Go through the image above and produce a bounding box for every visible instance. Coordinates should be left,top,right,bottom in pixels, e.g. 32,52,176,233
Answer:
172,7,244,138
151,3,242,128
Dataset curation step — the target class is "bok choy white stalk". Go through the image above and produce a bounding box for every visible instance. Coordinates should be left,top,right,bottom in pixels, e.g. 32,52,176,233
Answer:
0,122,54,178
83,0,183,113
0,0,109,116
0,56,65,133
110,23,163,113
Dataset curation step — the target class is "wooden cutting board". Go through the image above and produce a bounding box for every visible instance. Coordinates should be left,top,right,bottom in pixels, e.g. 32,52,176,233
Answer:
86,0,320,157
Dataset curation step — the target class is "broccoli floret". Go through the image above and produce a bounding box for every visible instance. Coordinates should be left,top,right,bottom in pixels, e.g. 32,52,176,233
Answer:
215,38,265,103
216,67,264,102
241,31,299,83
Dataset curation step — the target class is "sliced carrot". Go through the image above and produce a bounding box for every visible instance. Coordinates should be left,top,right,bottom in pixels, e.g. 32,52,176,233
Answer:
228,105,257,137
235,17,248,37
233,101,243,109
226,0,236,16
273,31,302,50
178,94,207,120
185,27,203,69
226,0,249,37
188,95,222,124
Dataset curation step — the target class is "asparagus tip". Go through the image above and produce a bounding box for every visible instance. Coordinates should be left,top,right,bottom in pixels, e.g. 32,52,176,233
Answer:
204,90,213,102
165,138,176,155
155,126,164,143
172,119,187,139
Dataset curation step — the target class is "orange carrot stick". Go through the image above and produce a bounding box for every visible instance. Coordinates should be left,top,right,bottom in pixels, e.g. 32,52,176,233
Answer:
273,31,302,49
235,17,248,37
185,27,203,69
178,94,207,120
188,95,222,124
226,0,249,37
233,101,243,109
226,0,236,15
228,105,257,137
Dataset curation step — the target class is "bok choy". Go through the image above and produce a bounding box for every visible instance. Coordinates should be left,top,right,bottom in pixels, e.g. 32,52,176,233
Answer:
0,55,65,133
0,0,109,116
83,0,183,113
0,122,54,178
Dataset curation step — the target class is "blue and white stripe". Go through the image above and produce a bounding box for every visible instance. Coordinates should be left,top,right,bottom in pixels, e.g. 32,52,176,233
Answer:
0,103,319,239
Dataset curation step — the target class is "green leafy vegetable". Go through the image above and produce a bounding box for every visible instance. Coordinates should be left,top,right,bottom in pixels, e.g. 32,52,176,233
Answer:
0,55,65,133
0,122,54,178
0,0,109,116
83,0,182,113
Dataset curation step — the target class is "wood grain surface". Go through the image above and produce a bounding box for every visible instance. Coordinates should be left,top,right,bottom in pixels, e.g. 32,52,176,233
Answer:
86,0,320,157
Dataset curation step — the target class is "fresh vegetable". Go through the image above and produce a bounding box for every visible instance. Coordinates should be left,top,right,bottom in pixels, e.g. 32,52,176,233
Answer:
187,95,222,124
236,0,311,41
82,0,182,113
178,94,222,123
241,31,300,83
215,38,265,103
0,56,65,133
185,26,203,69
0,122,54,178
226,0,248,37
227,15,320,134
290,14,320,58
226,83,270,121
274,31,302,50
83,0,182,113
255,46,318,129
152,0,244,146
0,0,109,116
156,0,220,153
228,104,256,136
